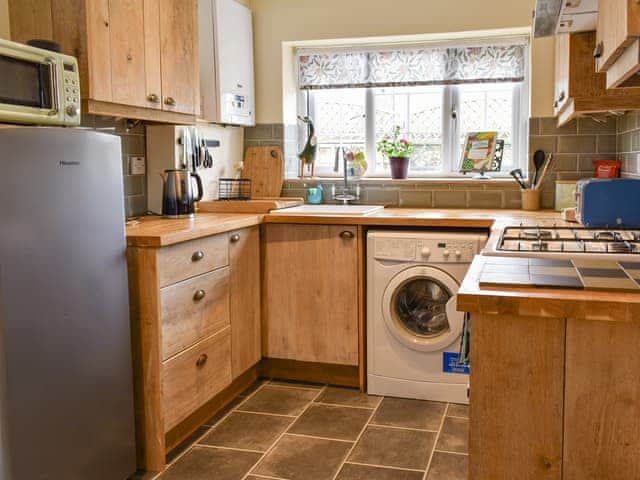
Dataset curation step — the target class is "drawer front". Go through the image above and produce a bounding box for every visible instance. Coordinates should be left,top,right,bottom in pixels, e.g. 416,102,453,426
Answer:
162,327,232,432
158,234,229,287
160,267,230,360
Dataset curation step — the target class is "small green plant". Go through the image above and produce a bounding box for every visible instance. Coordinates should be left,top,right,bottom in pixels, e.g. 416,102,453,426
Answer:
376,126,414,158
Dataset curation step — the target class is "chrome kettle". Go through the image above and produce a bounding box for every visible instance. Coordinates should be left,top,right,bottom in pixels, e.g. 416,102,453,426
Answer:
161,169,203,218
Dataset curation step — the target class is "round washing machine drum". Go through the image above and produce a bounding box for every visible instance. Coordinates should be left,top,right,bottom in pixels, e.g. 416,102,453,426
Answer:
381,266,463,352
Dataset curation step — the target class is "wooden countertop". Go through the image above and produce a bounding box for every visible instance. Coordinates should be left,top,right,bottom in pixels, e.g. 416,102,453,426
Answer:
125,214,263,247
457,254,640,321
126,208,560,247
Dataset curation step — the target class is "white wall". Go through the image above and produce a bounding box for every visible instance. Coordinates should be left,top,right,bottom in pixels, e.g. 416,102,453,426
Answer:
250,0,555,122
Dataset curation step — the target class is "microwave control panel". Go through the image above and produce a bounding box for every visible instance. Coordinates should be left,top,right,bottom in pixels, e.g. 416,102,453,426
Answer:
61,60,80,124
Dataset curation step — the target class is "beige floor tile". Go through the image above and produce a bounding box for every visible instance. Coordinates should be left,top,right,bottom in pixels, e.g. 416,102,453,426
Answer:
371,397,446,430
336,463,424,480
252,434,352,480
348,425,435,470
426,451,468,480
199,412,293,452
435,417,469,454
315,386,382,408
237,386,318,416
159,446,261,480
288,404,372,441
447,404,469,418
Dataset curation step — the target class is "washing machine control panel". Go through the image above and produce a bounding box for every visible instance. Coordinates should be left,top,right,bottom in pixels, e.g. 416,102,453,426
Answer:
375,238,478,262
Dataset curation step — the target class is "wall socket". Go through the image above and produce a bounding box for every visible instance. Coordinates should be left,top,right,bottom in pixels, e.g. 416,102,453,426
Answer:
128,156,146,175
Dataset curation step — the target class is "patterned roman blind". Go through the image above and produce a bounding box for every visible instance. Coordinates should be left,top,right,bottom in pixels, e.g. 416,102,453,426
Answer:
297,41,527,90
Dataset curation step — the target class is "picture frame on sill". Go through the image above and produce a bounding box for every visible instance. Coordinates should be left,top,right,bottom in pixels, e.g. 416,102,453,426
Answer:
459,131,498,175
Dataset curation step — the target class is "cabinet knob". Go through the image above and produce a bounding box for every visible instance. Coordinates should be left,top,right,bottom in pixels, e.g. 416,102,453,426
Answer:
193,289,206,302
230,233,240,243
195,353,208,367
191,250,205,262
339,230,354,240
164,96,176,106
147,93,160,103
541,457,552,470
593,41,604,59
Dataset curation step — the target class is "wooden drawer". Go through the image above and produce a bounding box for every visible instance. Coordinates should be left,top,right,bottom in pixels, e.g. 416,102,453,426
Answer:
162,327,232,431
160,267,230,360
157,234,228,287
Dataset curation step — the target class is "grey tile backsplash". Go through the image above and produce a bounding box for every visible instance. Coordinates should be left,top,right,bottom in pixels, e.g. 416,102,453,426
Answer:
80,115,147,218
249,116,619,209
617,111,640,176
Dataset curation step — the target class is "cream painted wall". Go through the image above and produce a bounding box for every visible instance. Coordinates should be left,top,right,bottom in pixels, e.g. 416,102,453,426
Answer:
249,0,555,122
0,0,10,39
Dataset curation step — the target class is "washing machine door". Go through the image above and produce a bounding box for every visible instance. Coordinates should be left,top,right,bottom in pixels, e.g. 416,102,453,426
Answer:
382,266,463,352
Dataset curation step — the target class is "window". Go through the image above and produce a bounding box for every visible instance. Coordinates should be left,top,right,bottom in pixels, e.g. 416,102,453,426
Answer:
296,38,529,178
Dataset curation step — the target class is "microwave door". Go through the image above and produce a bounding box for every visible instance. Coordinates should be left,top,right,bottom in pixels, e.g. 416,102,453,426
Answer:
0,55,56,114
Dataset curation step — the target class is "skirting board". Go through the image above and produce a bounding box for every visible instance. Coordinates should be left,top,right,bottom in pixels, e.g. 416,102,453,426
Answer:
259,358,360,389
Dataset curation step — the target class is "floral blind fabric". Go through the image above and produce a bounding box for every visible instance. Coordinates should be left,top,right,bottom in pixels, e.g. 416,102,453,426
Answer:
298,43,526,90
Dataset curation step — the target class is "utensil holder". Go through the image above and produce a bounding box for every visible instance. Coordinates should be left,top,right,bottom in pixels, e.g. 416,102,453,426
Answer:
521,189,541,211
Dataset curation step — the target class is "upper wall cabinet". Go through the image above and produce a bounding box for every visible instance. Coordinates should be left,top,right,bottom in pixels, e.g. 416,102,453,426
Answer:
595,0,640,88
553,31,640,125
8,0,199,124
199,0,255,126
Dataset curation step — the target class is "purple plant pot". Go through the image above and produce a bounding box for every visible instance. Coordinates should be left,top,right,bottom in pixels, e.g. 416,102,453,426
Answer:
389,156,410,179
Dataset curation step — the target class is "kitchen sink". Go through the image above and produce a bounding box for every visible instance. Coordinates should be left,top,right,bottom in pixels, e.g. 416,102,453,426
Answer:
273,204,385,216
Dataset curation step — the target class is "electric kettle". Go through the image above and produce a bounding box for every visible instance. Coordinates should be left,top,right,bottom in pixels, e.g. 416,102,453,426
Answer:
161,169,203,218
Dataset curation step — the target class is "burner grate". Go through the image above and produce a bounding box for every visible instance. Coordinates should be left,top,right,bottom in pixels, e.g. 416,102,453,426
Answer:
498,226,640,255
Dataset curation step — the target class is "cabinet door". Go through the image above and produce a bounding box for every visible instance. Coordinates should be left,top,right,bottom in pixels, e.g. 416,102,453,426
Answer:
563,318,640,479
229,226,261,378
469,314,564,480
596,0,640,71
108,0,162,109
263,224,359,366
554,34,570,115
159,0,199,114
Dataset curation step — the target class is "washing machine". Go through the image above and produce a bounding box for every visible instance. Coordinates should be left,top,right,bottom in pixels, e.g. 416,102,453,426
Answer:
367,230,486,404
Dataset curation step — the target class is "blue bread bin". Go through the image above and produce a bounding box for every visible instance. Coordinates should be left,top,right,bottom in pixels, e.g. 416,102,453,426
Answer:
576,178,640,227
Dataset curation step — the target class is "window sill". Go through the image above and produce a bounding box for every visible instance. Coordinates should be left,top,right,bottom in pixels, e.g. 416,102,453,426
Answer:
284,176,524,187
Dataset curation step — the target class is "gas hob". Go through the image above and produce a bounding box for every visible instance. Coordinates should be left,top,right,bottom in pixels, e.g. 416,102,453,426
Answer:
492,225,640,260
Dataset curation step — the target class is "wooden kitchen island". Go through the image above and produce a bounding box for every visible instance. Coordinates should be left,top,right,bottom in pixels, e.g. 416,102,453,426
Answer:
458,255,640,480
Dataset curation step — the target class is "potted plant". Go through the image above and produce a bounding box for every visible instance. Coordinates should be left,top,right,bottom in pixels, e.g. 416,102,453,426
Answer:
376,126,414,179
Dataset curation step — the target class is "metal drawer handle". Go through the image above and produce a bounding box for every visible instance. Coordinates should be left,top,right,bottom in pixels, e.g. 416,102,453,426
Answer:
195,353,208,367
193,289,206,302
230,233,240,243
593,41,604,59
191,250,205,262
339,230,354,240
164,96,176,106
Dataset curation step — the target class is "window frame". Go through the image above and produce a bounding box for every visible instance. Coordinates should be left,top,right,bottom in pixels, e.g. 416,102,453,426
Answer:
296,44,530,179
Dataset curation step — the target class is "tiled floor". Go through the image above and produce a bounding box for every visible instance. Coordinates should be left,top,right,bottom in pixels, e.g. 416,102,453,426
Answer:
152,379,469,480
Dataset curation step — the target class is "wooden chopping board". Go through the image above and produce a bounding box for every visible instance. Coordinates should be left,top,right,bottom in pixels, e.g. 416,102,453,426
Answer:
243,146,284,198
197,198,304,214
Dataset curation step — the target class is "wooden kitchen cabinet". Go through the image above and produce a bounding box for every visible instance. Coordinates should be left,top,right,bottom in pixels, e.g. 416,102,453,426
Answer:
563,319,640,479
229,226,261,378
595,0,640,71
8,0,199,123
263,224,359,367
553,31,640,125
469,313,565,480
595,0,640,88
127,228,260,472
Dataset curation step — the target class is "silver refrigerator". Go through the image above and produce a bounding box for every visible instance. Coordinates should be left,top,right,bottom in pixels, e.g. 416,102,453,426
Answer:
0,127,137,479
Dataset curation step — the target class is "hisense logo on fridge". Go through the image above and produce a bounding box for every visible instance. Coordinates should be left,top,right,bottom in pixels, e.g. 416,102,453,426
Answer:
59,161,80,166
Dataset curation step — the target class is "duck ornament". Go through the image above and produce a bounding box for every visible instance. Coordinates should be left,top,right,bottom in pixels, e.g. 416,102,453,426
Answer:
297,115,317,177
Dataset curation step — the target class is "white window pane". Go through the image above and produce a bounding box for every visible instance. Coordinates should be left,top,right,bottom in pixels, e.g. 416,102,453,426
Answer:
458,83,517,170
312,88,366,175
374,86,443,175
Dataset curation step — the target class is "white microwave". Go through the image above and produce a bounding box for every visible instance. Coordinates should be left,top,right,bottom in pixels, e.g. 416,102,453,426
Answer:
0,38,80,126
